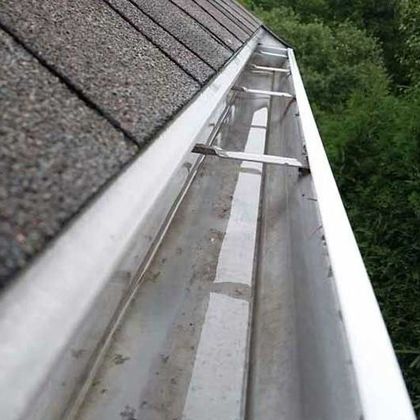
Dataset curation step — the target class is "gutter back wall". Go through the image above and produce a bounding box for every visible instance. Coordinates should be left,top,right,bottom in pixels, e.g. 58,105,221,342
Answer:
0,0,259,285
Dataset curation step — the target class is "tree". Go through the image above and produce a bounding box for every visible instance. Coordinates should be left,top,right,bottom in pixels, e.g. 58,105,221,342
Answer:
254,6,387,112
323,85,420,409
399,0,420,84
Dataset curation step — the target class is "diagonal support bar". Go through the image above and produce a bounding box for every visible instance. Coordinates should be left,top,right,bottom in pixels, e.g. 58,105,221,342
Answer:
192,144,309,171
257,44,288,54
257,50,288,58
250,64,290,74
234,87,294,98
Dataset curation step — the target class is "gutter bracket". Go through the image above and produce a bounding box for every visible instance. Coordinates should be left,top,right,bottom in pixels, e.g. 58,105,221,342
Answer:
192,144,310,173
257,50,288,58
250,64,291,75
233,86,295,98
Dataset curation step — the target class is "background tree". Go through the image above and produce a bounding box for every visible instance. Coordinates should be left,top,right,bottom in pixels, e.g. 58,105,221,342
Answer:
399,0,420,84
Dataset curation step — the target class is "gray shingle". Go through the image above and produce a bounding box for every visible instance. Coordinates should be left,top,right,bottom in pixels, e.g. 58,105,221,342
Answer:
0,30,138,285
219,0,261,29
171,0,247,47
193,0,253,37
209,0,257,33
129,0,232,69
0,0,200,145
105,0,214,84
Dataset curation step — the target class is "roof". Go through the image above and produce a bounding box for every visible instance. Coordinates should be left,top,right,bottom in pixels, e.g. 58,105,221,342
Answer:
0,0,261,286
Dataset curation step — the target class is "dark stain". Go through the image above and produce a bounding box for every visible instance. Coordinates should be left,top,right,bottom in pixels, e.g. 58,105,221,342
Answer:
113,353,130,365
327,266,333,278
71,348,86,359
182,162,192,173
114,270,131,283
217,206,229,219
240,167,262,176
120,405,137,420
147,271,161,283
208,228,224,241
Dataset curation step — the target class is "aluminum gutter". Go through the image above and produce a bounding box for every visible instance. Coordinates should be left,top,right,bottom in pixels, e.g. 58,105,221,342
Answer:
288,48,416,420
0,29,262,420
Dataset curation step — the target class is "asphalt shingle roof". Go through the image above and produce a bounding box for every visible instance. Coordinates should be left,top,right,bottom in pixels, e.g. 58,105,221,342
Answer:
0,0,260,285
128,0,232,69
0,0,201,145
172,0,249,44
212,0,260,31
105,0,216,84
0,30,138,284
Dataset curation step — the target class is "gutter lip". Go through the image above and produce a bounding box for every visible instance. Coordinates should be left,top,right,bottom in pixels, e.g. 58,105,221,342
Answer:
0,28,262,420
261,24,294,49
288,48,415,420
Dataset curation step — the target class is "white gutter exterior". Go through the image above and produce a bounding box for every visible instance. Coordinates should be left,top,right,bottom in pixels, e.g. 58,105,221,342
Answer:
288,48,415,420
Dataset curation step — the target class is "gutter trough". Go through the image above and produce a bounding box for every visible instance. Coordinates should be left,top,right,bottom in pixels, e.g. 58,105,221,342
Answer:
0,29,415,420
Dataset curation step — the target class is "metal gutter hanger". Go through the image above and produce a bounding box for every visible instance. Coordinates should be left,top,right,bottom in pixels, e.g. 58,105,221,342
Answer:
257,44,289,55
233,86,294,98
257,50,288,58
250,64,290,74
192,144,309,174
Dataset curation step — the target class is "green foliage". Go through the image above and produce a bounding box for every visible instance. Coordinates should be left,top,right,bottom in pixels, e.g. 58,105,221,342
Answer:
337,0,401,79
241,0,420,412
249,0,404,84
399,0,420,84
246,0,330,19
256,7,387,111
324,85,420,409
